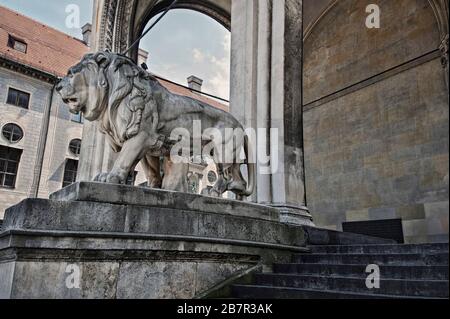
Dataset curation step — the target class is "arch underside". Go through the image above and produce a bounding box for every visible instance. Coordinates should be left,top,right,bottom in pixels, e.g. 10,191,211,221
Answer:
304,0,449,41
99,0,231,61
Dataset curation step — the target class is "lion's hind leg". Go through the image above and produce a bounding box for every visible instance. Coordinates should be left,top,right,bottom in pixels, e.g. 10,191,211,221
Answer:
141,155,162,189
227,163,247,198
209,163,230,197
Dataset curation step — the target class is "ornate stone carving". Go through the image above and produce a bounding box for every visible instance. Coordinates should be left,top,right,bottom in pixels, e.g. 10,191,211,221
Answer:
428,0,449,68
98,0,118,51
56,52,255,199
114,0,136,53
440,34,449,68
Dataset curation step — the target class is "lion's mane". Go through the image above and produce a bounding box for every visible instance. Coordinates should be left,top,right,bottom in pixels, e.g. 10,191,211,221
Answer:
82,51,160,151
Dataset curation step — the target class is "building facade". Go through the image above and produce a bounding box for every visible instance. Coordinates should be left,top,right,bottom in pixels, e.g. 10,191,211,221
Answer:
0,6,88,219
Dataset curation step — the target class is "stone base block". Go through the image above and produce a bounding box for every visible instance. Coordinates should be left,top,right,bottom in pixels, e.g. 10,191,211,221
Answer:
271,204,315,227
0,182,307,299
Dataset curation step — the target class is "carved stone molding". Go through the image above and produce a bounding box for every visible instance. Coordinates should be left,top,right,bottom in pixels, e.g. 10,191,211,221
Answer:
114,0,136,54
99,0,231,58
440,34,449,68
98,0,119,50
428,0,449,68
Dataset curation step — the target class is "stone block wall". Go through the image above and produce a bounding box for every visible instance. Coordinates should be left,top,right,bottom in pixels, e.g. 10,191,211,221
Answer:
303,0,449,243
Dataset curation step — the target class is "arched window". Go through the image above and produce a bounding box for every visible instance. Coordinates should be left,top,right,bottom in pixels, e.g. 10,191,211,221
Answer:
2,123,24,143
69,139,82,156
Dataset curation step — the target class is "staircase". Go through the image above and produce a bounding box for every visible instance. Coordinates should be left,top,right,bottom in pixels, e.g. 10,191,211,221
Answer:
232,243,449,299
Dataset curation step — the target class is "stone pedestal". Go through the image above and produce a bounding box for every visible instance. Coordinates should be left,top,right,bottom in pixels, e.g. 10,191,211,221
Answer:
0,182,307,299
271,204,314,227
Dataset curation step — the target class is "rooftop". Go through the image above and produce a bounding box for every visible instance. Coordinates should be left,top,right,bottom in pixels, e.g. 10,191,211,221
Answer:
0,5,89,77
0,5,228,111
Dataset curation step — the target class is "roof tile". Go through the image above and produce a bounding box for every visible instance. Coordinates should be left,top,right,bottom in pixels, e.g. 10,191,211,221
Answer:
0,5,228,111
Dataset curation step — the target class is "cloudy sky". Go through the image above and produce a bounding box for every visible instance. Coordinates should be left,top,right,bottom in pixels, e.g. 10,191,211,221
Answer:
0,0,231,99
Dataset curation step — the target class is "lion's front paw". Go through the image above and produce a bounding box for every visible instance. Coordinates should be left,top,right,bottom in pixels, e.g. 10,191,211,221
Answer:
105,172,122,184
93,173,109,183
93,172,123,184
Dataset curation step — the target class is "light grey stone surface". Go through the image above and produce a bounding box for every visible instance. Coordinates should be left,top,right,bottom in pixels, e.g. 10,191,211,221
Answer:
50,182,279,222
0,262,14,299
0,229,300,299
10,261,120,299
116,262,197,299
0,183,307,299
5,186,305,248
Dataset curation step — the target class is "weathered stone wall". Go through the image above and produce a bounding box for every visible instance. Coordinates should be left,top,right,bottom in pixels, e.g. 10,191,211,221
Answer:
303,0,449,243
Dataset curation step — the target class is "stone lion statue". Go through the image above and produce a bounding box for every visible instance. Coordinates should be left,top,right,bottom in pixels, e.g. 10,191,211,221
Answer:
56,51,255,199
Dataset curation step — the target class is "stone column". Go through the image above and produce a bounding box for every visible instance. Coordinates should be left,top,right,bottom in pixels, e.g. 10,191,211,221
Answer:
77,0,118,181
230,0,313,225
270,0,312,225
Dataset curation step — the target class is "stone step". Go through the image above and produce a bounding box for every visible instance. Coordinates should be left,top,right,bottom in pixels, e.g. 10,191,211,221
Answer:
292,253,449,266
231,285,443,299
310,243,449,254
273,263,449,280
254,274,449,298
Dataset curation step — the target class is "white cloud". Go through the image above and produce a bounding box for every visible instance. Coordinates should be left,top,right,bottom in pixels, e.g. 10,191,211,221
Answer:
150,33,230,100
192,48,205,62
198,34,231,99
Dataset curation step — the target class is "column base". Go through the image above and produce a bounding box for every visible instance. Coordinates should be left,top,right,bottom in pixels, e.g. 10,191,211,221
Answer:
270,203,315,227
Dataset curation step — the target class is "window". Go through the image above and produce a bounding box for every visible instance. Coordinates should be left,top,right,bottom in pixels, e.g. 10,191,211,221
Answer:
2,123,23,143
6,88,30,109
71,113,84,124
7,35,27,53
69,139,82,156
0,146,22,189
62,159,78,188
188,173,200,194
207,171,217,184
126,171,138,186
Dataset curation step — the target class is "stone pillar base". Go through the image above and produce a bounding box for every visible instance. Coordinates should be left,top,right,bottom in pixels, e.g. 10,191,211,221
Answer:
271,204,315,227
0,182,308,299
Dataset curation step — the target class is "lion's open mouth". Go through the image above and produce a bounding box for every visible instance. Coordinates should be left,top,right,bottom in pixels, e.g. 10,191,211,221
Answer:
63,97,84,113
63,98,78,105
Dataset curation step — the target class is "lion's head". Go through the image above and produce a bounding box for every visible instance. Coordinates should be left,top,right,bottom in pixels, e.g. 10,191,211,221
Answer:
57,51,155,119
57,51,159,145
56,52,111,121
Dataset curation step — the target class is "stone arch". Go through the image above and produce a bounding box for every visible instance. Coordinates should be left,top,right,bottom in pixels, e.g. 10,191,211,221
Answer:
132,1,231,61
97,0,231,60
302,0,449,235
303,0,442,104
305,0,448,42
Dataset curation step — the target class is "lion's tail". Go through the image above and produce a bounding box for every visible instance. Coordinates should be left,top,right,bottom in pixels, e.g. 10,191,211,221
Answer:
242,134,255,197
